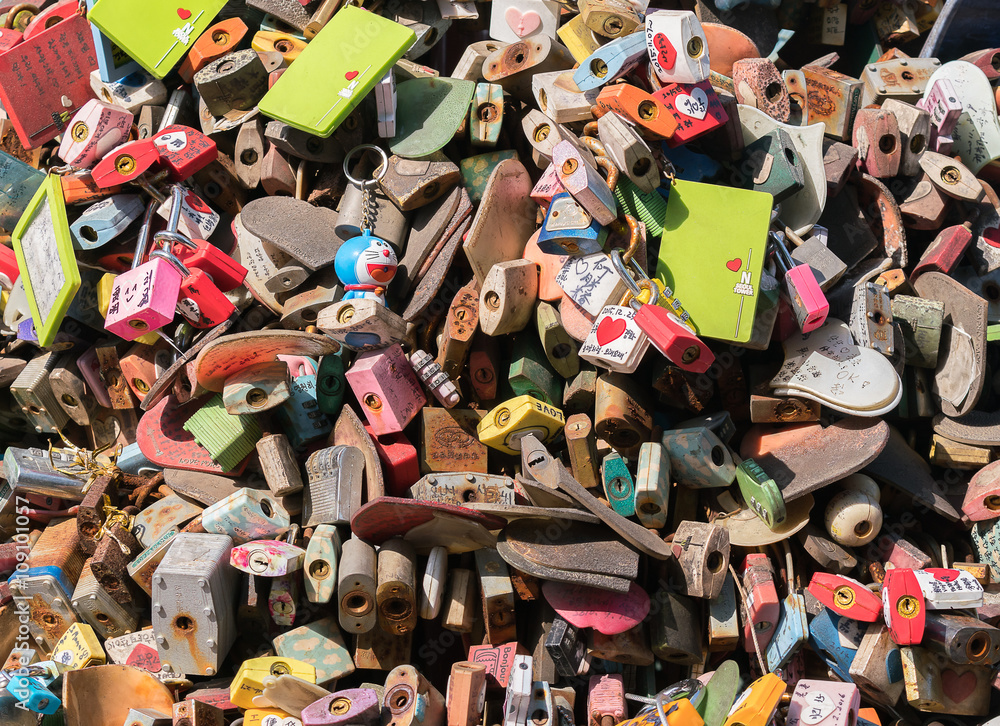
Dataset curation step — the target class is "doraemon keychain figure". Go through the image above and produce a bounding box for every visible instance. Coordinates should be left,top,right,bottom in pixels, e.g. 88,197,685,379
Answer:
335,144,398,305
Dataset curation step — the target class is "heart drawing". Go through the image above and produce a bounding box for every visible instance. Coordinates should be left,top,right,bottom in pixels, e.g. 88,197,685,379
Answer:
505,7,541,37
675,87,709,121
345,71,359,81
941,669,977,703
177,7,191,19
596,317,627,347
726,258,742,272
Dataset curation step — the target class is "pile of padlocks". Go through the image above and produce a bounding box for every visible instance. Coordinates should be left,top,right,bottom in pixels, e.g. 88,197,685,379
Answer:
6,0,1000,723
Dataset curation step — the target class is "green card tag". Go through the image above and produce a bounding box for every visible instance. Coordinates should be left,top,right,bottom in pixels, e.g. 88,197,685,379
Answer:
11,175,80,347
88,0,227,78
259,6,416,137
655,179,772,343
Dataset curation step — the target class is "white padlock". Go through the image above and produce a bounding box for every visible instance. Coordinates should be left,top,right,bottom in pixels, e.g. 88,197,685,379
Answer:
644,10,710,85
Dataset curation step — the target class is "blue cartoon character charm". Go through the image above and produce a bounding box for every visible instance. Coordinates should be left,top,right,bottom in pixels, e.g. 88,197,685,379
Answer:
337,144,398,305
335,230,397,304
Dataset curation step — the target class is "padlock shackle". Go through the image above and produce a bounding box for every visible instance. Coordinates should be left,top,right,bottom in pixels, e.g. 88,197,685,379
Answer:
154,229,197,250
768,231,794,273
132,199,161,270
150,247,192,278
652,679,704,726
166,184,185,233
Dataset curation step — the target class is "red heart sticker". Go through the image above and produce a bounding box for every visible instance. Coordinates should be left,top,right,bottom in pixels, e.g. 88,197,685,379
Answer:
177,7,192,19
596,317,627,346
652,33,676,71
345,71,359,81
928,568,960,582
726,258,742,272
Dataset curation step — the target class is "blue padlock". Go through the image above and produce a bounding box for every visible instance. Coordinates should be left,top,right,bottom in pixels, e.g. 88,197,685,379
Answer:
70,194,145,250
573,33,648,92
765,592,807,671
808,608,863,682
536,192,608,256
275,356,333,448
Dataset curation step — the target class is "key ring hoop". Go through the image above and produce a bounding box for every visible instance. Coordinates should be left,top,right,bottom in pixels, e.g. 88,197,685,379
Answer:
343,144,388,188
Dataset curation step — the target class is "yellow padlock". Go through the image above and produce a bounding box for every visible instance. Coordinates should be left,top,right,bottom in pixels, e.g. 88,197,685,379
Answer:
723,673,786,726
230,656,316,710
477,394,566,455
51,623,106,670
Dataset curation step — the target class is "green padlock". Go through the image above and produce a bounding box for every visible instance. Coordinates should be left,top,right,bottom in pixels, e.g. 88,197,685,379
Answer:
509,335,561,406
317,353,347,416
602,451,635,517
736,458,786,530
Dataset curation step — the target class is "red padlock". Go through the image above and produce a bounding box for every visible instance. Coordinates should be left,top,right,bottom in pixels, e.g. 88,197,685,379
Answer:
882,567,925,646
151,124,218,181
92,139,161,188
150,248,235,329
807,573,882,622
612,249,715,373
0,244,19,289
742,553,780,653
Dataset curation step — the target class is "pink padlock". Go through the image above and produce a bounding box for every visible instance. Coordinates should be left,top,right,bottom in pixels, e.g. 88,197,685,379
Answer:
57,99,134,169
772,234,828,334
345,343,426,435
104,201,182,340
917,78,962,154
531,163,566,206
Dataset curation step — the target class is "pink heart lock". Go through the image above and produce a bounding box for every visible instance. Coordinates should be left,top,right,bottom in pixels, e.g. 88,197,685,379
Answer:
504,6,541,37
541,581,650,634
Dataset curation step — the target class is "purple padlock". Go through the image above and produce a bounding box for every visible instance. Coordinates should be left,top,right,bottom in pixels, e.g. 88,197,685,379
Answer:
301,688,382,726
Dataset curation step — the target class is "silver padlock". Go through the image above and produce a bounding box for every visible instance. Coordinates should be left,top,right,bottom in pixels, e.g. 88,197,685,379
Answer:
150,533,238,677
303,445,366,527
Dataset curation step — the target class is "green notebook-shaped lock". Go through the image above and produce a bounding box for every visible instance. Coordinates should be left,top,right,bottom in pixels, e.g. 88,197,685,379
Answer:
259,6,416,137
654,179,773,344
88,0,227,78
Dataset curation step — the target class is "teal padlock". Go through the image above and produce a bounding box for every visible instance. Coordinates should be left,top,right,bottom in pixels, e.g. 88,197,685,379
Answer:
602,451,635,517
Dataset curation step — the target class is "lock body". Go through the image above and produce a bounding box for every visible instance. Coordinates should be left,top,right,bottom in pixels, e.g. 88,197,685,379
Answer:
151,533,238,677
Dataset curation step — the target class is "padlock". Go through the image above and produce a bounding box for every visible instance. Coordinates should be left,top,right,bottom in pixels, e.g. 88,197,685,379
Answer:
650,590,702,664
537,192,609,257
439,568,477,634
410,350,461,408
156,186,220,240
72,557,139,640
882,567,925,646
736,458,786,529
269,572,299,627
595,84,679,140
475,547,517,644
92,138,162,188
660,425,734,488
271,616,354,687
848,622,904,706
599,451,633,516
919,151,984,202
7,517,85,649
338,536,377,634
11,351,71,434
552,140,617,226
128,529,179,597
848,281,893,356
922,611,1000,665
741,553,780,653
57,99,134,169
302,445,365,527
765,590,808,671
446,662,487,726
573,34,646,93
318,299,408,350
654,80,730,149
500,654,532,726
150,532,238,677
50,622,106,670
222,361,292,415
201,488,290,545
580,302,650,374
231,656,317,710
785,681,859,726
852,107,902,178
645,10,709,85
671,521,730,599
808,573,881,621
70,194,146,251
182,393,263,470
733,58,791,123
177,17,249,84
900,645,991,715
383,665,446,726
91,512,143,608
302,688,381,726
194,49,269,117
771,234,829,333
346,344,426,435
151,248,236,329
375,538,418,636
722,674,785,726
90,69,169,115
916,77,962,152
737,129,804,202
587,674,624,726
230,540,305,578
104,203,182,340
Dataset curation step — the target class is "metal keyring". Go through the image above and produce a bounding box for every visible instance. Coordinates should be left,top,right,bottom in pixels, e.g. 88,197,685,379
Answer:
343,144,388,188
